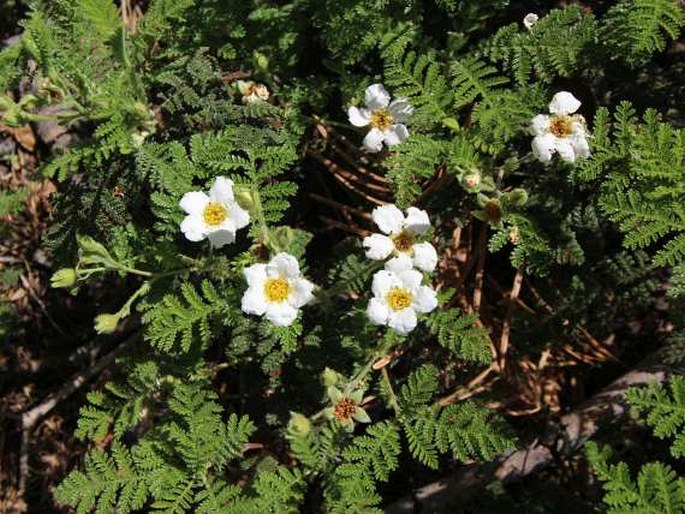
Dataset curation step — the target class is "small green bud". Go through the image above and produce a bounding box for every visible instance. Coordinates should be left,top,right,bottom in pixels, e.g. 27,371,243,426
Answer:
504,188,528,207
234,187,258,211
94,313,119,334
269,226,295,252
253,51,269,73
321,367,339,387
50,268,78,288
287,412,312,437
461,170,481,192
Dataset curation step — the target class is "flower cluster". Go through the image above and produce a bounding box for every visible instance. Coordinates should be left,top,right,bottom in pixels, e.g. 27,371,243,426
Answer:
179,177,315,327
530,91,590,164
363,204,438,334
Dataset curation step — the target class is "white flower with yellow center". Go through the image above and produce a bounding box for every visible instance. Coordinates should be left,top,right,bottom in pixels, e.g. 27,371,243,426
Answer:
363,204,438,273
241,253,315,327
179,177,250,248
530,91,590,165
347,83,413,153
367,256,438,334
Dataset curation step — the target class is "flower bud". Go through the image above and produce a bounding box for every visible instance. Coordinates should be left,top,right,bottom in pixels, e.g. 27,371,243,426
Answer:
51,268,78,288
462,170,481,191
321,367,339,387
234,187,258,211
523,13,539,30
287,412,312,437
94,313,119,334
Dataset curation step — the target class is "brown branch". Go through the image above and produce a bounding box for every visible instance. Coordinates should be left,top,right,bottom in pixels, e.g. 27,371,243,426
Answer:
319,216,372,237
385,348,673,514
437,364,497,407
498,266,525,372
472,223,488,312
309,193,372,222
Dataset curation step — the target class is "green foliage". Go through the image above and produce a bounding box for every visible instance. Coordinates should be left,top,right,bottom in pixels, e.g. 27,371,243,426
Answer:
587,442,685,513
141,281,225,353
576,103,685,266
602,0,685,67
57,380,256,513
628,376,685,458
326,421,401,513
482,6,596,85
427,309,491,364
397,365,515,469
0,186,28,216
4,0,685,512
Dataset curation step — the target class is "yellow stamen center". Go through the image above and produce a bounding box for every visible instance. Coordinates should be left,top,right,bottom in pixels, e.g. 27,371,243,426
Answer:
203,202,228,226
264,277,291,303
334,397,357,421
386,287,413,311
391,230,415,254
370,108,394,132
549,115,573,138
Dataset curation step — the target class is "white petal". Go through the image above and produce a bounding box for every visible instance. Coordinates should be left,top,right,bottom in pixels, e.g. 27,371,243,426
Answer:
180,215,206,242
412,285,438,313
555,138,576,163
388,308,417,334
265,303,299,326
371,269,400,297
530,114,550,136
388,99,414,123
548,91,581,116
244,263,267,287
382,124,410,146
290,277,315,308
372,204,404,234
241,287,267,316
365,83,391,110
398,269,423,291
348,106,371,127
404,207,431,234
207,229,236,248
571,134,591,160
179,191,209,215
367,297,390,326
363,234,394,260
363,128,385,153
412,242,438,272
384,255,414,274
267,253,300,278
209,176,234,203
532,134,556,164
228,203,250,230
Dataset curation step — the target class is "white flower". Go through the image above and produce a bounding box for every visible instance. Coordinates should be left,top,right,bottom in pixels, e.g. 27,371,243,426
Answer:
237,80,270,104
530,91,590,165
363,204,438,272
347,83,413,153
367,256,437,334
523,13,539,30
241,252,315,327
179,176,250,248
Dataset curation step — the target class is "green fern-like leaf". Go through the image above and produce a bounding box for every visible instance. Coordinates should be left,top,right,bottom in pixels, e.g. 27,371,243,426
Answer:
142,280,223,353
